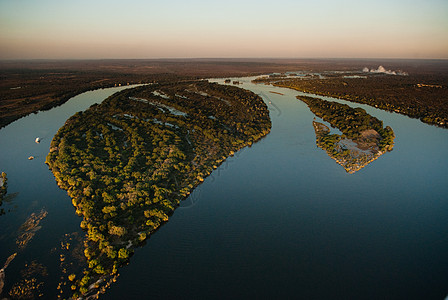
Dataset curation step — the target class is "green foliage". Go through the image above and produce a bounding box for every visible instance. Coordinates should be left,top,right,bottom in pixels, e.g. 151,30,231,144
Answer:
118,248,130,260
79,275,90,287
108,225,127,237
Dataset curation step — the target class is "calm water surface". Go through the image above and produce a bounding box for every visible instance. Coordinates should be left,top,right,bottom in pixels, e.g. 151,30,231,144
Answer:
0,79,447,299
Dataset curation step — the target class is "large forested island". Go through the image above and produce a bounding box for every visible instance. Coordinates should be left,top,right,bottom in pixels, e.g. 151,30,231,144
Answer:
298,95,395,173
45,80,271,298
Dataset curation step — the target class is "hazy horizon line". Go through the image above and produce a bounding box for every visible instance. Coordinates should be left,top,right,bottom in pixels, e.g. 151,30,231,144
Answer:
1,57,447,62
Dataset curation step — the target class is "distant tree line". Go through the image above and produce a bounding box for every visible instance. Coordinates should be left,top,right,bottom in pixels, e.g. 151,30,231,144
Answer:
275,75,448,128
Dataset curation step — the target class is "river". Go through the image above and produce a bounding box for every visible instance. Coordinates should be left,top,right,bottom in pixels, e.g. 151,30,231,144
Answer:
1,78,447,299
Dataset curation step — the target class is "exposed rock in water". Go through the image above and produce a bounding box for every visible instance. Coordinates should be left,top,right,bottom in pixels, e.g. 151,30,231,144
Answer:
16,209,48,250
0,253,17,295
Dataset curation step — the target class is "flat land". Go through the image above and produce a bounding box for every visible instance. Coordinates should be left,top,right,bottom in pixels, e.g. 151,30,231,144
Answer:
1,58,448,128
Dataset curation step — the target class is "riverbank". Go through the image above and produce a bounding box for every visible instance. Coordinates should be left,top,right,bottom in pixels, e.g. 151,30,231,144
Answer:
273,76,448,129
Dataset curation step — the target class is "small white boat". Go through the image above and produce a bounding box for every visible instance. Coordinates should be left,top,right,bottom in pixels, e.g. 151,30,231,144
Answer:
28,156,34,160
35,137,40,143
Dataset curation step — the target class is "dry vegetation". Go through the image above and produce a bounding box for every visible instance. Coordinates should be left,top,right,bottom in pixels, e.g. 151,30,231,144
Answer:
1,58,447,128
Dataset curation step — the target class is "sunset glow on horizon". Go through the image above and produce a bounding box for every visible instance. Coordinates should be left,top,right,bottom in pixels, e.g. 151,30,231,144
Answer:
1,0,447,60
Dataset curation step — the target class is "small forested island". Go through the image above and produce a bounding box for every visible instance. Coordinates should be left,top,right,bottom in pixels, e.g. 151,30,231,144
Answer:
45,80,271,298
298,96,395,173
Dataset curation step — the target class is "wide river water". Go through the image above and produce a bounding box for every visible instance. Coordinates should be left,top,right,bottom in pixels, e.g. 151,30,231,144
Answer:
0,78,447,299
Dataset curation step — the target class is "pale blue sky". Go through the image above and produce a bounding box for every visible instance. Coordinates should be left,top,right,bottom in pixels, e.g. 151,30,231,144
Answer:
1,0,447,59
